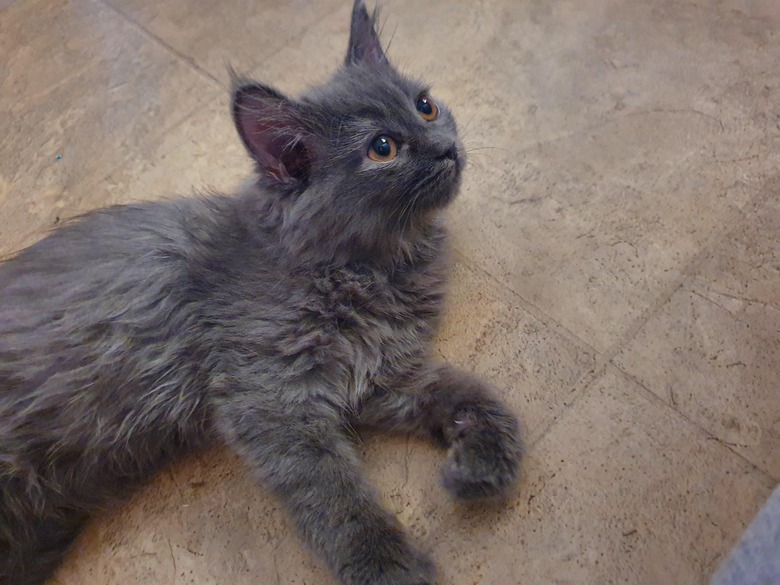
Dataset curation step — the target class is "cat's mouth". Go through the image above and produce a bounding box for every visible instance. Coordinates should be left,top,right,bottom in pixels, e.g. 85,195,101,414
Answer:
439,142,464,174
444,156,462,174
386,150,464,221
416,161,463,211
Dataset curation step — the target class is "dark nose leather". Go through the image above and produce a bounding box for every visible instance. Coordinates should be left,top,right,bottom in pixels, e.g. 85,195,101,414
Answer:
439,145,458,161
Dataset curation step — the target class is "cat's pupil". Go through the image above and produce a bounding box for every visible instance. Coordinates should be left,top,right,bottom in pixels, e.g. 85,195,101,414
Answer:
416,97,433,116
372,136,392,157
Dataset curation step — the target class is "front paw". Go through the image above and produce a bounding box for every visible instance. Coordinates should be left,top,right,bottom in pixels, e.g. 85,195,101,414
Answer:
338,535,436,585
441,410,521,501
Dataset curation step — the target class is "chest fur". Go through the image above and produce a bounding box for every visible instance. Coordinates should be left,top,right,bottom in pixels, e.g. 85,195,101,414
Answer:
217,226,452,405
306,262,445,397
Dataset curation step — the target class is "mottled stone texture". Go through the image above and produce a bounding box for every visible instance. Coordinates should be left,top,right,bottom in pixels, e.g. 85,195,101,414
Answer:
1,0,778,584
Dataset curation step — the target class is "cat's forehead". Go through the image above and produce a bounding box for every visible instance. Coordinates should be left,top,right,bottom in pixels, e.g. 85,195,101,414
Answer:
306,66,427,118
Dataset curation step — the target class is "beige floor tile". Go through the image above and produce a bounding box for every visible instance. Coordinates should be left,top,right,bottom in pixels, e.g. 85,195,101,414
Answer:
242,0,487,97
447,0,780,149
449,128,778,352
615,196,780,479
438,262,595,442
439,1,780,351
103,0,344,84
76,98,253,212
693,194,780,325
243,2,354,97
0,0,221,253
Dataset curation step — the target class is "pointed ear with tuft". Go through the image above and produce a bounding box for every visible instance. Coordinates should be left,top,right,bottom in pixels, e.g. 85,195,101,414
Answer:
231,81,313,186
345,0,387,67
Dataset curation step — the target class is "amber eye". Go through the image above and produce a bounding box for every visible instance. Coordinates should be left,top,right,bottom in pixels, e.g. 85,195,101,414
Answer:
368,135,398,162
416,95,439,121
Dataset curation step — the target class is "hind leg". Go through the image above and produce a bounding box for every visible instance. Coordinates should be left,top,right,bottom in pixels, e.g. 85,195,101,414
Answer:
0,476,90,585
0,423,202,584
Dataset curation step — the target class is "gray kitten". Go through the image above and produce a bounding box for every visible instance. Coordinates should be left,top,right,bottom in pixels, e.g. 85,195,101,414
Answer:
0,2,521,584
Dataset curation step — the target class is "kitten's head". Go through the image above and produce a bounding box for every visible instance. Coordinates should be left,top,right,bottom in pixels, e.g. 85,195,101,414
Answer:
231,0,464,262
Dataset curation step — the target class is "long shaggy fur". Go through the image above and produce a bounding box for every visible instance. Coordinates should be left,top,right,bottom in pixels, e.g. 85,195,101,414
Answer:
0,2,521,584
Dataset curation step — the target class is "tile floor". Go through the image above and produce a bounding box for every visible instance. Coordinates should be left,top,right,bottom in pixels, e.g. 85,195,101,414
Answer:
1,0,778,583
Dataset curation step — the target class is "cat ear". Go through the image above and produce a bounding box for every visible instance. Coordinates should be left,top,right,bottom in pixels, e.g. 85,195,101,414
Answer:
346,0,387,67
231,81,312,185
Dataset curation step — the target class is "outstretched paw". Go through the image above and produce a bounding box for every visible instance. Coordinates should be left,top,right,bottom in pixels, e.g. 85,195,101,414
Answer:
338,531,436,585
441,410,521,501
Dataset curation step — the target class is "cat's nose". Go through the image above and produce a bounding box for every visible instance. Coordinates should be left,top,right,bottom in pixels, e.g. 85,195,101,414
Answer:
439,145,458,161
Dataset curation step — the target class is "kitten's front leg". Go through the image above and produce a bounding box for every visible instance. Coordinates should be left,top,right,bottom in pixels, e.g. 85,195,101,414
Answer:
214,391,435,585
360,364,522,501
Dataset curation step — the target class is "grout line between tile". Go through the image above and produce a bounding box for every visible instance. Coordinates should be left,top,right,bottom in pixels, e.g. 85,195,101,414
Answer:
600,178,779,443
525,359,778,486
64,104,209,216
98,0,223,89
612,362,779,485
602,182,780,484
455,171,777,377
604,176,779,363
1,93,206,256
450,249,610,449
242,7,344,82
451,248,601,359
525,360,610,451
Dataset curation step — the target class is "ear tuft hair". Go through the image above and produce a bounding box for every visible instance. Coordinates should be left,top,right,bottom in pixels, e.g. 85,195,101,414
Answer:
345,0,387,67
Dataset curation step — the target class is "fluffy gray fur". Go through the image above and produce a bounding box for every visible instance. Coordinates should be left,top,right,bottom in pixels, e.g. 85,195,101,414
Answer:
0,2,521,584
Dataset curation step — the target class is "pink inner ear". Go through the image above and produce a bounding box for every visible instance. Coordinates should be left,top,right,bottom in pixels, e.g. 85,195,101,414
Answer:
234,88,311,184
237,108,287,169
360,42,386,67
